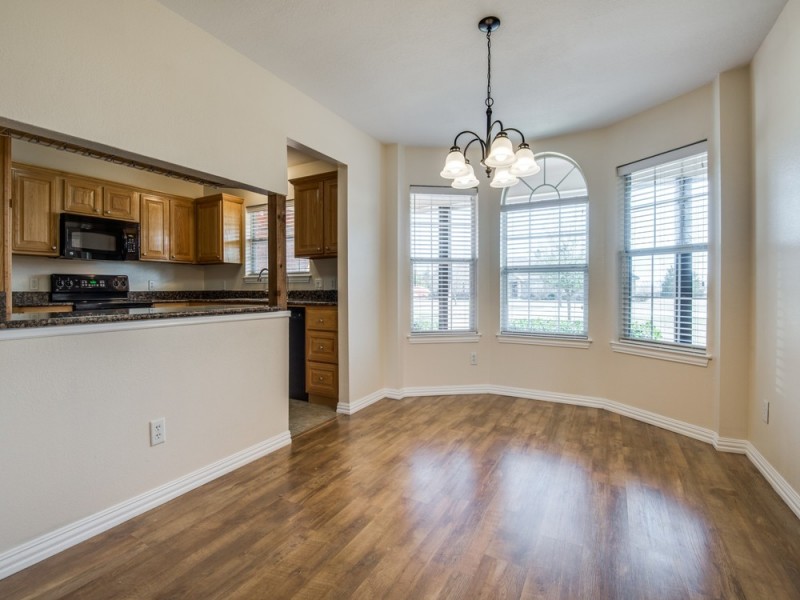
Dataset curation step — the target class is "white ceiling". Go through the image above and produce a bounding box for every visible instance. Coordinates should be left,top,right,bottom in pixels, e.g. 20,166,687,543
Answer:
159,0,786,147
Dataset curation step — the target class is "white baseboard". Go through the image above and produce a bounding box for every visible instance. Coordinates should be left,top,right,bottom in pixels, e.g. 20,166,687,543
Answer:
0,431,291,580
345,384,800,522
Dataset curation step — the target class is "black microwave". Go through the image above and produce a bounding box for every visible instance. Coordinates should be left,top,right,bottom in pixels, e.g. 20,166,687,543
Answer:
59,213,140,261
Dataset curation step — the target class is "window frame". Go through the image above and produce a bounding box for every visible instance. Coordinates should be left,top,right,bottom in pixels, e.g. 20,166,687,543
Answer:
409,185,478,338
499,152,590,343
615,141,711,365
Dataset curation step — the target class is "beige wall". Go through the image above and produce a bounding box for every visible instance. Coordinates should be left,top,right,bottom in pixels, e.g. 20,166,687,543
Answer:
0,0,387,406
0,314,289,555
392,81,756,433
751,0,800,493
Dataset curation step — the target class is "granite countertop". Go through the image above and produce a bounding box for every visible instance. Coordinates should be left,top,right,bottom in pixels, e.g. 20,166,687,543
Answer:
2,303,283,329
5,289,337,329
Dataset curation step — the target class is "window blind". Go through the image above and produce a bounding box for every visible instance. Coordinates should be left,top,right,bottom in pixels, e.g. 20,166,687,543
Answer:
500,154,589,337
410,187,477,333
619,142,708,349
245,204,268,277
245,201,310,278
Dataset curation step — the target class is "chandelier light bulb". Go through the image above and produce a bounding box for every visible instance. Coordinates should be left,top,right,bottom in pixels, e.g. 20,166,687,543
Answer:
452,162,480,189
484,134,515,168
490,166,519,188
509,145,541,177
440,148,470,179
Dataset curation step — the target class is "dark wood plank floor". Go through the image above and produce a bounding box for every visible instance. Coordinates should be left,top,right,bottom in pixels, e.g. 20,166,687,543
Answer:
2,395,800,599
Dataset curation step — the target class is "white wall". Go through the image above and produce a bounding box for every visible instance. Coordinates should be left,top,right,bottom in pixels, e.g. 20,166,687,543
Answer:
390,79,756,435
0,0,387,407
0,314,289,557
751,0,800,494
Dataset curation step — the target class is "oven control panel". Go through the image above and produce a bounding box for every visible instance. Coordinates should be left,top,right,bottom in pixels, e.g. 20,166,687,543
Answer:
51,274,130,294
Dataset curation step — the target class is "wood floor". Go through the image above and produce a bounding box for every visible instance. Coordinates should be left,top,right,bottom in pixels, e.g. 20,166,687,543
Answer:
2,395,800,599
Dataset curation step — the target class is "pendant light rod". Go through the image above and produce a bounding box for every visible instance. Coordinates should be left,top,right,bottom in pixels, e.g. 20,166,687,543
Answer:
441,16,540,189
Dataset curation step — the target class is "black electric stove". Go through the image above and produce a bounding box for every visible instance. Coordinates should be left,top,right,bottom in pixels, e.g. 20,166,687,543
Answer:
51,274,154,311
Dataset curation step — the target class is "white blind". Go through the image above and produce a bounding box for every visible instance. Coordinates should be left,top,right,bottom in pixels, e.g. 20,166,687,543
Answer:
620,142,708,349
501,154,588,337
286,200,310,274
245,201,311,277
245,205,268,277
410,187,477,333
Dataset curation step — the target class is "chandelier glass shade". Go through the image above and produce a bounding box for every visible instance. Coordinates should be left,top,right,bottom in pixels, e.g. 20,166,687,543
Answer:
440,17,541,189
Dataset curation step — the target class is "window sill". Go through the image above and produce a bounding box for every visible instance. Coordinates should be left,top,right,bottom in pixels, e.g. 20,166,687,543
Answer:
496,334,592,349
609,340,711,367
407,333,481,344
242,274,312,285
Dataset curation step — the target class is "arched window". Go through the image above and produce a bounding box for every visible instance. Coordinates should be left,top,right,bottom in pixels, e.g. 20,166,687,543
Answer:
500,153,589,337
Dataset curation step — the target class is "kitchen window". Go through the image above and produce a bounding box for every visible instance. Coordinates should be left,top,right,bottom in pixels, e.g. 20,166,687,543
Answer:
410,186,477,336
245,201,310,279
500,153,589,340
617,141,708,355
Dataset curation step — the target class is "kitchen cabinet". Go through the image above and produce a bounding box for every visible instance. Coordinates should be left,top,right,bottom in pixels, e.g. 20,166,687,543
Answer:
169,197,195,263
11,165,59,256
140,194,195,263
290,171,337,258
63,176,139,222
305,305,338,408
196,193,244,264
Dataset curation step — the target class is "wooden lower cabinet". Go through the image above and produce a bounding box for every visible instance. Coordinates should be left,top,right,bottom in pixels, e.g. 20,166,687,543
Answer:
305,306,338,409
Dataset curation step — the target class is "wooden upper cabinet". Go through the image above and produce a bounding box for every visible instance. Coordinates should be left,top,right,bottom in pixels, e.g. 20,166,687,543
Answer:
62,175,139,222
290,171,337,258
195,193,243,264
63,176,103,216
323,179,337,256
141,194,195,263
140,193,170,261
169,197,195,263
12,166,59,256
103,185,139,222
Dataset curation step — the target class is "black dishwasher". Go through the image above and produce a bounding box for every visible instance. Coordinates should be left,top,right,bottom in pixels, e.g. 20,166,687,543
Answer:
289,308,308,401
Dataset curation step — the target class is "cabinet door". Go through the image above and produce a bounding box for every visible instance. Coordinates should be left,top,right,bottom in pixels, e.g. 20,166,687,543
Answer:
140,194,169,261
63,176,103,216
221,198,243,264
196,199,222,263
306,361,338,398
170,198,196,263
306,330,338,364
12,167,58,255
103,185,140,221
323,179,337,256
306,306,338,331
294,182,324,257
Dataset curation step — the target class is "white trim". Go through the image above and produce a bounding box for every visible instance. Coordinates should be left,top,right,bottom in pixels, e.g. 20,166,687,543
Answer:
349,384,800,520
337,388,393,415
0,310,289,341
610,340,711,367
407,333,481,344
744,442,800,521
497,334,592,349
0,431,291,580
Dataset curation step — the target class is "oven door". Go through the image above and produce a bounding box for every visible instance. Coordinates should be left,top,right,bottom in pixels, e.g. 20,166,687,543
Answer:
59,214,139,261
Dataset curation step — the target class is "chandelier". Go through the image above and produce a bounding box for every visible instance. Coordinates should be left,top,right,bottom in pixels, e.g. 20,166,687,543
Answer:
440,16,540,189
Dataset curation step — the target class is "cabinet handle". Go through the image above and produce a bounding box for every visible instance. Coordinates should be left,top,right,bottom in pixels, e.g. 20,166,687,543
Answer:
51,245,56,250
318,345,324,350
171,255,175,258
106,210,112,214
318,376,324,381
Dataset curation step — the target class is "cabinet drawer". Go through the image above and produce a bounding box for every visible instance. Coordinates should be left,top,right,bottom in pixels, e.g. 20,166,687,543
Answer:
306,306,337,331
307,361,337,397
307,330,337,363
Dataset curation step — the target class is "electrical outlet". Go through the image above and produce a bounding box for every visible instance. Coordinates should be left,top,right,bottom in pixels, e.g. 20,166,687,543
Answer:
330,277,337,289
470,351,478,366
315,278,323,290
761,400,770,424
148,280,156,291
29,277,39,291
150,418,166,446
